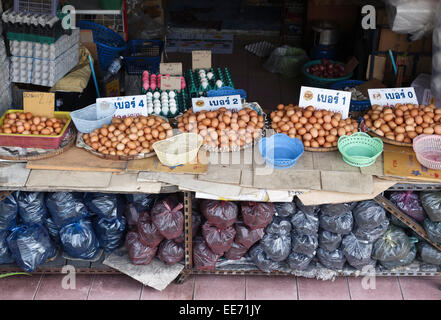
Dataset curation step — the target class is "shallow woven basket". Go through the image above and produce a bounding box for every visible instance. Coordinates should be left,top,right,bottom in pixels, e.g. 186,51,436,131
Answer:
338,132,383,167
153,133,203,167
413,134,441,170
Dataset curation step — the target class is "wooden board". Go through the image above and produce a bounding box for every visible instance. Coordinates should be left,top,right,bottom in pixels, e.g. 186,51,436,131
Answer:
0,163,31,188
26,170,112,189
26,147,127,173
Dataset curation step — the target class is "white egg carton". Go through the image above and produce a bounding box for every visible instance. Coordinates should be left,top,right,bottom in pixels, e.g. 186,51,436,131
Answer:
9,29,79,60
11,43,79,87
2,8,59,28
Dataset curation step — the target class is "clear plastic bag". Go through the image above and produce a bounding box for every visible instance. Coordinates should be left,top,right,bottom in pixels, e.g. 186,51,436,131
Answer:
380,242,417,269
320,202,356,217
287,251,314,271
274,202,296,218
317,247,346,270
0,231,14,264
353,219,390,243
372,226,411,262
235,221,264,249
92,216,127,253
84,193,124,219
242,202,275,230
193,237,221,271
157,239,184,265
420,192,441,222
0,194,18,231
389,191,426,222
266,216,292,236
138,211,163,248
249,244,281,273
46,192,89,228
261,233,291,262
290,210,319,236
418,241,441,265
318,230,342,252
151,196,184,240
125,231,157,265
291,230,318,256
201,200,238,229
16,192,48,226
224,241,249,260
353,200,387,229
319,211,353,235
59,219,100,260
202,222,236,255
423,218,441,244
295,197,319,216
341,233,374,270
263,46,308,78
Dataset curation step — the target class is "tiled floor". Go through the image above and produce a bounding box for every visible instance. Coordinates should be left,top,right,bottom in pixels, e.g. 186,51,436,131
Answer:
1,274,439,300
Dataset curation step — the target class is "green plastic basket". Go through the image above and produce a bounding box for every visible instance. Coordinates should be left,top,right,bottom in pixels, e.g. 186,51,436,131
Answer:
302,60,353,88
338,132,383,167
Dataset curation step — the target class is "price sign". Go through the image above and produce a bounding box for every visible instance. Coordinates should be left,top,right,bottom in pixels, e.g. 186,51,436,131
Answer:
368,87,418,106
299,86,351,119
160,62,183,75
160,75,181,91
97,95,147,118
192,50,211,70
192,95,242,112
23,92,55,118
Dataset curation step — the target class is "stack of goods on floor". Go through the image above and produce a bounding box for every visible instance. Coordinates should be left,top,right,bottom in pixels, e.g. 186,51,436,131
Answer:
125,194,186,266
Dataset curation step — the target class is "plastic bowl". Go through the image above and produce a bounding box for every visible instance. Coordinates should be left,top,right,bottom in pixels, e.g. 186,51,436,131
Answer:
338,132,383,167
413,134,441,170
70,103,115,133
258,133,304,169
153,133,203,167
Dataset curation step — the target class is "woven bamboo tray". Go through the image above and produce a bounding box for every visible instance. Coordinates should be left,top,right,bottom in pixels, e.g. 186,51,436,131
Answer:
360,120,413,147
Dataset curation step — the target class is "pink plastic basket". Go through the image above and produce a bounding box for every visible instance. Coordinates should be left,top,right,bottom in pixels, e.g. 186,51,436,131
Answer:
413,134,441,170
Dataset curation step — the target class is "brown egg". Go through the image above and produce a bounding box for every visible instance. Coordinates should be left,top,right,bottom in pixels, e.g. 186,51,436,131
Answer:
424,127,434,134
435,125,441,135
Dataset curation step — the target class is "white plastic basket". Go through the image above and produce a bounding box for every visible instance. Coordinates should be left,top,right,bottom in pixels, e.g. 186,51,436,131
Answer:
152,133,203,167
70,103,115,133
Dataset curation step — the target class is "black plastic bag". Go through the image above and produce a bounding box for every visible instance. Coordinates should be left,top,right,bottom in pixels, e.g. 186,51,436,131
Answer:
294,197,319,215
201,200,238,229
418,242,441,265
380,243,417,269
249,244,281,273
125,231,157,265
124,204,141,231
261,233,291,262
7,225,57,272
84,193,124,219
389,192,426,222
274,202,296,217
320,202,356,217
242,202,275,230
46,192,89,228
318,230,342,252
151,196,184,240
319,211,353,235
423,219,441,244
372,226,411,262
0,231,13,264
59,219,100,260
175,214,201,244
353,219,389,243
138,211,163,248
420,192,441,222
290,210,319,236
317,247,346,270
341,233,373,270
16,192,48,226
92,216,126,253
234,221,264,249
158,239,184,265
291,230,318,256
224,241,249,260
353,200,387,229
0,194,18,231
202,222,236,255
388,213,409,229
43,216,60,244
287,251,313,271
125,194,158,213
193,237,221,271
266,216,292,236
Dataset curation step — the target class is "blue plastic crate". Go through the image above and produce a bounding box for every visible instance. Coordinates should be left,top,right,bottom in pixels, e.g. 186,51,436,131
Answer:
330,80,371,112
123,40,164,75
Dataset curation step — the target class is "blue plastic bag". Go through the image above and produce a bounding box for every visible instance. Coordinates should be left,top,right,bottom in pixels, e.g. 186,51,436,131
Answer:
84,193,125,219
92,216,127,252
43,216,60,244
16,192,48,226
0,194,18,231
46,192,89,228
0,231,14,264
7,225,57,272
59,219,100,260
125,194,158,213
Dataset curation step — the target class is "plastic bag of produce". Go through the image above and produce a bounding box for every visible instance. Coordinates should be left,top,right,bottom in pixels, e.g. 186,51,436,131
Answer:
138,211,163,248
201,200,238,229
290,210,319,236
175,214,202,244
125,194,157,213
16,192,48,226
7,225,57,272
294,197,319,216
389,214,409,229
0,194,18,231
261,233,291,262
418,242,441,265
43,216,60,244
125,231,157,265
224,242,249,260
372,226,411,262
242,202,275,230
353,200,387,229
341,233,374,270
291,231,318,256
389,191,426,222
287,251,314,271
380,243,417,269
59,219,100,260
318,230,342,252
263,46,308,78
124,204,141,231
274,202,296,217
420,192,441,222
249,244,281,273
202,222,236,255
317,247,346,270
320,202,356,217
234,221,264,249
266,216,292,236
0,231,13,264
151,196,184,240
92,216,126,252
193,238,221,271
353,219,389,242
157,239,184,265
46,192,89,228
319,211,353,235
84,193,124,219
423,219,441,244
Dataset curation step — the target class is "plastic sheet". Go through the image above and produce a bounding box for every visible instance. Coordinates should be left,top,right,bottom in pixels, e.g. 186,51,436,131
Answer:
157,239,184,265
46,192,89,228
202,222,236,255
125,194,158,213
0,231,13,264
0,194,18,231
193,238,221,271
234,221,264,249
341,233,374,270
353,219,390,243
319,211,353,235
318,230,342,252
224,241,249,260
201,200,238,229
266,216,292,236
16,192,48,226
353,200,387,229
389,213,409,229
320,202,356,217
423,218,441,244
242,202,275,230
420,192,441,222
7,225,57,272
138,211,163,248
389,192,426,222
59,219,100,260
125,231,157,265
261,233,291,262
84,193,124,219
92,216,127,253
274,202,296,218
151,196,184,240
380,243,417,269
291,231,318,256
287,251,314,271
317,248,346,270
372,226,411,262
290,211,319,236
418,241,441,265
295,197,319,216
249,244,281,273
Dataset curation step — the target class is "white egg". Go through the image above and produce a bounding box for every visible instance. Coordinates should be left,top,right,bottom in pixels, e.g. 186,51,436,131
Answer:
161,96,169,102
198,69,206,74
200,73,206,79
168,91,176,99
154,106,161,114
170,106,177,114
153,92,160,99
216,80,223,88
147,106,154,114
161,91,168,97
161,106,169,114
146,92,153,98
147,102,153,108
162,101,169,108
207,72,214,80
154,101,161,108
202,82,208,89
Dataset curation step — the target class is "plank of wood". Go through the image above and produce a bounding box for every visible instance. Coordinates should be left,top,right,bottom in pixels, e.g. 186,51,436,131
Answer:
26,170,112,188
320,171,374,194
197,166,242,185
26,147,127,173
0,163,30,188
127,152,208,174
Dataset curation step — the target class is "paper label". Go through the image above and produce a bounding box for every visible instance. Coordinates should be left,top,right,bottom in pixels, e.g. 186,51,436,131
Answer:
23,92,55,118
159,62,182,75
192,95,242,112
97,95,147,118
192,50,211,70
299,86,351,119
368,87,418,106
160,75,181,91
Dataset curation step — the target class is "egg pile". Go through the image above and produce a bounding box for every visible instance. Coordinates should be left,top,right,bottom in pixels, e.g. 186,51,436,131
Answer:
146,91,178,116
270,104,358,148
0,112,67,136
177,107,265,150
82,115,173,157
363,104,441,143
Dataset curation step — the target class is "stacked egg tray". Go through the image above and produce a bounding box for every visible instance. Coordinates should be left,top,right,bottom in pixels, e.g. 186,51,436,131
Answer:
0,36,12,113
144,89,189,118
185,67,235,99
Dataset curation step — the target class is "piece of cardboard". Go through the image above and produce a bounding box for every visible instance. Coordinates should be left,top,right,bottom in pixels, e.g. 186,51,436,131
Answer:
160,75,181,91
23,92,55,118
366,55,387,81
160,62,182,76
344,56,359,75
192,50,212,70
79,30,100,75
378,28,432,54
321,171,374,194
356,78,386,98
197,166,242,185
26,170,112,188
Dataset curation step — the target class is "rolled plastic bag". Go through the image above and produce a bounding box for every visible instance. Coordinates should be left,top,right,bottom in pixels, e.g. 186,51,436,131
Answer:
341,233,374,270
389,191,426,222
290,210,319,236
249,244,281,273
84,193,124,219
274,202,296,217
418,241,441,265
46,192,89,228
7,225,57,272
353,200,387,229
261,233,291,262
0,231,14,264
16,192,48,226
266,216,292,236
423,219,441,244
125,231,157,265
235,221,264,249
193,238,221,271
291,230,318,256
201,200,238,229
138,211,163,248
92,216,126,252
0,194,18,231
224,241,249,260
151,196,184,240
318,230,342,252
372,226,411,262
202,222,236,255
157,239,184,265
420,191,441,222
287,251,314,271
380,242,417,269
294,197,319,216
320,202,356,217
353,219,390,243
317,247,346,270
125,194,157,213
319,211,353,235
242,202,275,230
59,219,100,260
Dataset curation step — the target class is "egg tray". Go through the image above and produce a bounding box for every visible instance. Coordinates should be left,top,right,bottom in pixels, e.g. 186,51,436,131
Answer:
142,89,189,118
360,120,413,148
185,67,235,98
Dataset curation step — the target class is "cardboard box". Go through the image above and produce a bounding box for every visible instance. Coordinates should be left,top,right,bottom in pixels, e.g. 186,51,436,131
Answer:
366,55,387,81
143,0,164,24
378,28,432,54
